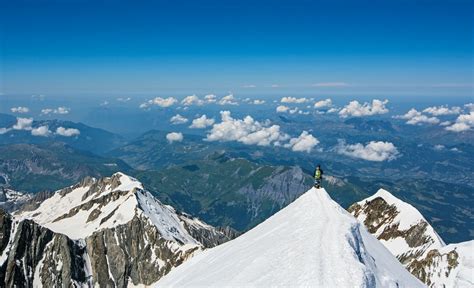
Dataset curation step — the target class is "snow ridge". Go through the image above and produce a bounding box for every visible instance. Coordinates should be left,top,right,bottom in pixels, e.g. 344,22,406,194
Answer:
157,188,424,287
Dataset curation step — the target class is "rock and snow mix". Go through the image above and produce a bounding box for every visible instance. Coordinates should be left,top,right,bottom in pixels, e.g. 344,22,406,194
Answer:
349,189,474,287
157,188,424,287
2,172,230,287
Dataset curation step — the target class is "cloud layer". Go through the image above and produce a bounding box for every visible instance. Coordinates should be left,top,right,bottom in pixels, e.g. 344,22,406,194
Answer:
170,114,189,125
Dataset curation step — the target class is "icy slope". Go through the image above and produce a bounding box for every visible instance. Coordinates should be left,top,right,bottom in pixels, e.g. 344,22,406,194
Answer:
349,189,474,287
157,188,424,287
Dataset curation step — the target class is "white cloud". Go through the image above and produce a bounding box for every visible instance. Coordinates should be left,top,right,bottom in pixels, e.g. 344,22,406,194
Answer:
464,103,474,112
327,108,339,114
336,140,399,161
252,99,265,105
41,107,70,115
13,117,33,130
166,132,183,143
242,84,256,88
276,105,290,113
440,121,451,126
312,82,348,87
31,125,51,137
56,127,80,137
116,97,131,102
423,105,461,116
445,112,474,132
314,98,332,109
181,95,204,106
206,111,289,146
280,97,308,104
219,94,238,105
204,94,217,103
170,114,189,125
0,128,11,134
189,115,215,129
433,144,445,151
10,106,29,113
339,99,389,118
394,108,440,125
100,101,109,106
140,97,177,109
284,131,319,153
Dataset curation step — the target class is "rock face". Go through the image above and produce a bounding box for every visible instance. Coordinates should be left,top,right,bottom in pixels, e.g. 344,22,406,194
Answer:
349,189,473,287
0,172,232,287
0,187,32,213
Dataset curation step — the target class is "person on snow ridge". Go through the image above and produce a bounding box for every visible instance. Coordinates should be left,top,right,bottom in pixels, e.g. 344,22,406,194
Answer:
314,165,323,188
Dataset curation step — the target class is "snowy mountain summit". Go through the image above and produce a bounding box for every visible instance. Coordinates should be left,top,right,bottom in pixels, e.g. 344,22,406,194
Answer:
349,189,474,287
1,172,232,287
158,188,424,287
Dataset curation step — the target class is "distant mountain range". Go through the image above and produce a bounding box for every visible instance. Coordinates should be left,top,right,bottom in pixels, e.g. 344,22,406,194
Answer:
0,143,132,192
0,113,125,154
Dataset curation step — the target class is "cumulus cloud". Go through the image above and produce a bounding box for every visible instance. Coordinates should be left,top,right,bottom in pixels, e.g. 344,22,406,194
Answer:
312,82,348,87
423,105,462,116
206,111,289,146
181,95,204,106
31,125,51,137
276,105,298,114
252,99,265,105
13,117,33,130
284,131,319,153
10,106,29,113
276,105,290,113
445,112,474,132
280,97,308,104
190,115,215,129
41,107,70,115
170,114,189,125
140,97,177,109
336,140,400,161
464,103,474,112
394,109,440,125
204,94,217,103
327,108,339,114
166,132,183,143
339,99,389,118
218,94,238,105
56,127,80,137
314,98,332,109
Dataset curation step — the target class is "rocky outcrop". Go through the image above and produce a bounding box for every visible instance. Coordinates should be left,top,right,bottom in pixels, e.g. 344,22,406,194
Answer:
0,212,91,287
349,189,473,287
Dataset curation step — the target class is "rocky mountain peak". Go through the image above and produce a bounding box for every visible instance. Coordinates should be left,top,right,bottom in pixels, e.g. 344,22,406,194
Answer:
349,189,473,287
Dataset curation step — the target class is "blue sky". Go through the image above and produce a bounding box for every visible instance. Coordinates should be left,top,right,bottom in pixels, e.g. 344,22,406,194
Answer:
1,0,472,95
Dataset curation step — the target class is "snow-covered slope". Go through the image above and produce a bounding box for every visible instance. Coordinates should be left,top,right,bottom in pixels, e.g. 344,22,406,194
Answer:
3,172,232,287
157,188,424,287
349,189,474,287
0,187,31,212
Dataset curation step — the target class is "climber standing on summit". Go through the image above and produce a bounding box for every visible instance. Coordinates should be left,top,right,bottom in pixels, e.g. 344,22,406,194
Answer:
314,165,323,189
